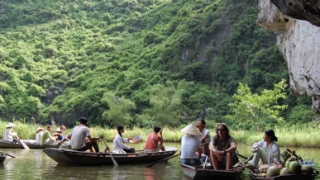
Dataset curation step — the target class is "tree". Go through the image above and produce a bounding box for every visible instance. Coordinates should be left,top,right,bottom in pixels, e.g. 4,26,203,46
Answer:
101,92,136,127
226,79,288,131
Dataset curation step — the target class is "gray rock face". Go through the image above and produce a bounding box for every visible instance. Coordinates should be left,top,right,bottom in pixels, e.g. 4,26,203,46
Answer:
269,0,320,27
258,0,320,113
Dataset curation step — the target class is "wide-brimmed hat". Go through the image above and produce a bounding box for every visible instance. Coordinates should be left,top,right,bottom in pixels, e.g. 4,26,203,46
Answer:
5,123,15,128
181,124,201,136
55,128,62,132
36,127,44,132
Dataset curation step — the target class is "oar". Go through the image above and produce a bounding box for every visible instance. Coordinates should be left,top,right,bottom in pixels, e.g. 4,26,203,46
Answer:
238,153,253,164
17,136,30,150
145,152,181,168
202,156,208,169
237,153,248,160
102,138,118,167
1,152,15,158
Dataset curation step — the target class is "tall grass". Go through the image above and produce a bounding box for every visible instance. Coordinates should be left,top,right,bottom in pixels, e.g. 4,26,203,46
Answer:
1,121,320,148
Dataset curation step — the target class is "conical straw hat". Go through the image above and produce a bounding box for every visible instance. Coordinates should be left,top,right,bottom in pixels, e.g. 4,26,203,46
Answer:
36,127,44,132
181,124,201,136
5,123,15,128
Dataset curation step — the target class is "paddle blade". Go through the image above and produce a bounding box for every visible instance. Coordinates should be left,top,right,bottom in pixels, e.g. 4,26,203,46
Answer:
19,139,30,150
112,156,119,167
102,138,119,167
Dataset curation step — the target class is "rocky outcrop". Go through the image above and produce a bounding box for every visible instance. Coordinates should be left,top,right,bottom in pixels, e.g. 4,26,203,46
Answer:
270,0,320,27
258,0,320,113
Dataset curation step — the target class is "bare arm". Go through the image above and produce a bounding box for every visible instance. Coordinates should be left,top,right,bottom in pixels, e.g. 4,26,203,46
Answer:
87,134,104,141
200,134,208,144
209,140,225,156
225,141,237,153
158,130,163,145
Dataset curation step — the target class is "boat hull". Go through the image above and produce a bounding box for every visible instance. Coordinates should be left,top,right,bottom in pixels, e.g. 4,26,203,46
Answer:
43,147,177,166
250,170,317,180
181,164,245,180
0,140,59,149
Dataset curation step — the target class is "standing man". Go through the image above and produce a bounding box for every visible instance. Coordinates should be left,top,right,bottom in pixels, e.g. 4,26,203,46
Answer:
196,119,211,157
144,126,165,152
67,117,104,152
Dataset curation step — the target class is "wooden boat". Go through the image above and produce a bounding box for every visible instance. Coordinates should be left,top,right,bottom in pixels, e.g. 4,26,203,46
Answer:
0,140,59,149
249,169,317,180
181,163,245,180
43,147,178,165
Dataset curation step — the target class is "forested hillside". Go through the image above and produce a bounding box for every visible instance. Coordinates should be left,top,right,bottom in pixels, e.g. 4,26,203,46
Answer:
0,0,314,128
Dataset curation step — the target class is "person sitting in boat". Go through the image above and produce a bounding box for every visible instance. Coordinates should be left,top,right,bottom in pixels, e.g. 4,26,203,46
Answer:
144,126,165,153
196,118,211,158
54,125,68,145
35,127,44,144
3,123,19,143
209,123,237,170
113,125,135,153
41,125,56,145
180,124,202,166
67,117,104,152
245,129,280,170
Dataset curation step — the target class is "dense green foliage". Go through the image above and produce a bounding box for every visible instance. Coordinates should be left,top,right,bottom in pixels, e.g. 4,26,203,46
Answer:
227,79,288,131
0,0,316,128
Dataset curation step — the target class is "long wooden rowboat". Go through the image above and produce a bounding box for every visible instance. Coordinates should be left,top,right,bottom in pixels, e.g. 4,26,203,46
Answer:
0,140,59,149
249,169,317,180
43,147,177,165
181,163,245,180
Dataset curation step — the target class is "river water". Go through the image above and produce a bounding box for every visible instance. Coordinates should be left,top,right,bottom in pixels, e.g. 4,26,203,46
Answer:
0,143,319,180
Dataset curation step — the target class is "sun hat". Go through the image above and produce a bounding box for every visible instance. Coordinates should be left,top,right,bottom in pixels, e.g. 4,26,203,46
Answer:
5,123,15,128
181,124,201,136
36,127,44,132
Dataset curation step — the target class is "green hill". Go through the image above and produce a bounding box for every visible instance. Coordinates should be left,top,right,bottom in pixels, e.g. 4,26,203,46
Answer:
0,0,313,128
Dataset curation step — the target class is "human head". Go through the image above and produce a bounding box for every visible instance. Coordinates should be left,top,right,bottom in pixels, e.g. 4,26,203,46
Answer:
59,125,66,132
55,128,62,133
264,129,278,142
153,126,161,133
6,123,15,129
36,127,43,133
47,125,52,131
117,125,124,134
78,117,88,125
215,123,230,138
196,118,206,130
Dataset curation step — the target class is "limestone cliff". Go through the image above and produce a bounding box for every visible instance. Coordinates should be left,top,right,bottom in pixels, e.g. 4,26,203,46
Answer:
258,0,320,113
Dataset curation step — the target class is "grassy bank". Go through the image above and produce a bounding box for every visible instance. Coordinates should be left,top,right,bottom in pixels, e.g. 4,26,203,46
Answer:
1,121,319,148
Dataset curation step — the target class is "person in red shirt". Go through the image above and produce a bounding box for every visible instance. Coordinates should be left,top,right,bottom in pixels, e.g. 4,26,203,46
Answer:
144,126,165,152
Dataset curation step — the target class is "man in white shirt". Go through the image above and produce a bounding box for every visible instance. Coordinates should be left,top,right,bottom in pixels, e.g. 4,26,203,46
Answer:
67,117,104,152
196,119,211,156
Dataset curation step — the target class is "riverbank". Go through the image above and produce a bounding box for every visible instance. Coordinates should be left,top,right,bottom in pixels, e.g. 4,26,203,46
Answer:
1,121,319,148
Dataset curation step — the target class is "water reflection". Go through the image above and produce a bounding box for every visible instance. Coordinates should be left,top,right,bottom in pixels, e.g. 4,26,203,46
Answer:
144,168,159,180
0,144,318,180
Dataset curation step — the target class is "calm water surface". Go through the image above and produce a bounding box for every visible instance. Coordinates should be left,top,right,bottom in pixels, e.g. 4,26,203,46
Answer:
0,143,319,180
